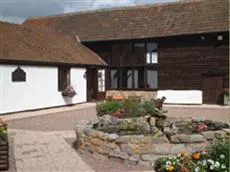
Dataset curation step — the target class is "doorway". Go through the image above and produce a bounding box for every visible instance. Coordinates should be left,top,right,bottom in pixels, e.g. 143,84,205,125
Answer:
86,67,106,101
202,76,223,104
87,67,97,101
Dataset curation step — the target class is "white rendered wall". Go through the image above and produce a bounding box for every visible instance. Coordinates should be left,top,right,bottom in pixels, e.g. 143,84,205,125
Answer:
157,90,202,104
0,65,86,114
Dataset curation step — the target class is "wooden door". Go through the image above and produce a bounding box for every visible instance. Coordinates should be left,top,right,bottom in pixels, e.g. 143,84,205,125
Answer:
203,76,223,104
87,67,97,101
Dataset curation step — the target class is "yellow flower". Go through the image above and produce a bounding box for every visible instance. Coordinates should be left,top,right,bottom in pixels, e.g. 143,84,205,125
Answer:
181,150,190,157
192,152,201,160
168,165,174,172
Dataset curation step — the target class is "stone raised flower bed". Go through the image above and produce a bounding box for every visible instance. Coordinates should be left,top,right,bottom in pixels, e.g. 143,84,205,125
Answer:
75,115,229,167
0,119,9,171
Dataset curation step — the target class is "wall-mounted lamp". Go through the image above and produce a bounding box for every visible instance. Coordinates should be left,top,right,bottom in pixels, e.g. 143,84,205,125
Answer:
83,72,87,79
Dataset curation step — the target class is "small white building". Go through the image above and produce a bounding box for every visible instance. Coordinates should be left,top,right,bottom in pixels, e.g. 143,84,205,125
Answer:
0,22,107,114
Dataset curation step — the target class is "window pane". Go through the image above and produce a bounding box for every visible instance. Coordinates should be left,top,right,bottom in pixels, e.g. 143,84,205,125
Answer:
110,69,118,89
146,53,151,64
146,43,158,64
134,43,145,48
151,52,158,63
147,70,158,89
134,70,138,88
127,70,132,89
147,43,157,52
98,69,105,92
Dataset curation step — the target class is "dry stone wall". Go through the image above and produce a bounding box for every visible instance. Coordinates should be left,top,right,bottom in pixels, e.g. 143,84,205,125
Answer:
75,116,230,166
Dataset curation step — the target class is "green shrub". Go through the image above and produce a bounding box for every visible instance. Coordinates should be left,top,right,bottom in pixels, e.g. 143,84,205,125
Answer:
204,138,230,171
142,101,156,115
97,101,123,116
129,102,145,117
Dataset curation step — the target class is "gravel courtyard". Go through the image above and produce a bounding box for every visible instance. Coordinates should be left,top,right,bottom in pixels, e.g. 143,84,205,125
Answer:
2,103,230,172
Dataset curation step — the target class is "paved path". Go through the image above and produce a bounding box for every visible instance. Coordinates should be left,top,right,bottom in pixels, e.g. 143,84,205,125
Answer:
9,129,94,172
3,103,97,172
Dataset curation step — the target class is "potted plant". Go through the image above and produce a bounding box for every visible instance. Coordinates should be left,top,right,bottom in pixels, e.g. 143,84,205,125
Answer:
62,85,77,98
0,119,9,170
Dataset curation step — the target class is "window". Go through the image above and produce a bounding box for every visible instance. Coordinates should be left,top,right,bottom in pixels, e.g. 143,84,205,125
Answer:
147,70,158,89
146,43,158,64
58,67,70,91
110,69,118,89
109,68,145,89
134,43,145,48
98,69,105,92
12,66,26,82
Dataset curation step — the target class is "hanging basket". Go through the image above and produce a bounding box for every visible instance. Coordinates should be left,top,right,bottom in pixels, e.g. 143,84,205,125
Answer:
62,85,77,98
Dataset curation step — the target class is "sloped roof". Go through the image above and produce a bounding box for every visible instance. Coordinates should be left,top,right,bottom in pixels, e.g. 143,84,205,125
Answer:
0,21,106,65
23,0,229,42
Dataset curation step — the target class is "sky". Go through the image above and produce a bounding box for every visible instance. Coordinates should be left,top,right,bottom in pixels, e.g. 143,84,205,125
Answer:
0,0,178,24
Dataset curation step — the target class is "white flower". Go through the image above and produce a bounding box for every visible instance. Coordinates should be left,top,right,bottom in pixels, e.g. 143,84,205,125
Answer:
220,154,225,159
208,159,214,165
210,165,215,170
221,164,226,169
215,161,220,168
195,167,200,172
166,161,171,166
197,161,202,165
202,159,207,166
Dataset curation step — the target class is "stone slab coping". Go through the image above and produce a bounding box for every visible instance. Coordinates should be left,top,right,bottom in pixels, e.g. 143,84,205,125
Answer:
164,104,229,109
1,103,96,121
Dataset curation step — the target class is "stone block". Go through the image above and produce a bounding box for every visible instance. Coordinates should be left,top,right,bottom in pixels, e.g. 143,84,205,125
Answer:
95,145,110,155
222,129,230,135
120,144,135,155
138,160,151,167
107,134,119,141
201,131,215,140
171,144,186,155
150,117,156,126
170,134,205,143
214,130,227,139
109,150,129,160
141,153,158,161
152,144,171,155
151,135,169,144
92,152,107,160
89,138,104,146
115,136,130,143
186,143,207,153
129,135,145,144
128,155,140,162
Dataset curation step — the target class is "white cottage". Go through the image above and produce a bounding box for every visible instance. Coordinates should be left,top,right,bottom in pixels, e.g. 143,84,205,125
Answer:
0,21,107,114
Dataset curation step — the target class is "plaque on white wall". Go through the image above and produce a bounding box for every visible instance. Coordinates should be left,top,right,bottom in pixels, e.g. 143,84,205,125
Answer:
12,66,26,82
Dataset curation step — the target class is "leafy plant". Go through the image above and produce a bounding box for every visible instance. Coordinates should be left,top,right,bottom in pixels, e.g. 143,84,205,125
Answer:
154,137,230,172
0,119,7,141
97,101,123,116
129,102,145,117
142,101,156,115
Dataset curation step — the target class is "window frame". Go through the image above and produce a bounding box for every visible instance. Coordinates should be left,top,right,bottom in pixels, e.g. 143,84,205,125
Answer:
58,66,70,91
